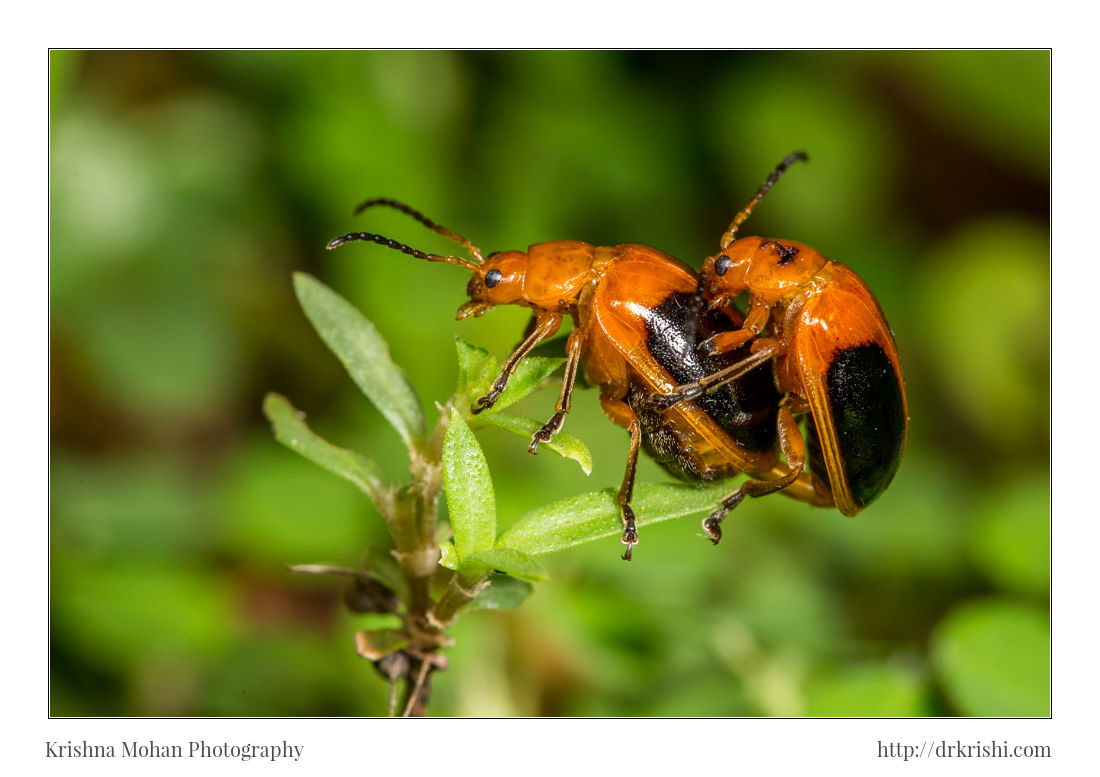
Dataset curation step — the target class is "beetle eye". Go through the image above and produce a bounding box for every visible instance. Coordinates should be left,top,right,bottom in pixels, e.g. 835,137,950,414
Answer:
714,254,731,277
484,269,503,288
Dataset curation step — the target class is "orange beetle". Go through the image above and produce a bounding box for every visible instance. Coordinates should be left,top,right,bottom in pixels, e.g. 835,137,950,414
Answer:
327,201,787,559
652,152,909,543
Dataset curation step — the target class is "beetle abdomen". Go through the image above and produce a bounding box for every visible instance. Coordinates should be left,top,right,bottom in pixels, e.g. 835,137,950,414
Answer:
824,343,906,508
643,292,778,454
628,380,741,482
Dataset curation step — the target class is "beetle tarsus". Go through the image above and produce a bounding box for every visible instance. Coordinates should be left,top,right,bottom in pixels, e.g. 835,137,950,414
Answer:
620,507,638,561
528,411,565,453
704,489,746,544
646,384,701,411
471,386,504,415
702,513,724,545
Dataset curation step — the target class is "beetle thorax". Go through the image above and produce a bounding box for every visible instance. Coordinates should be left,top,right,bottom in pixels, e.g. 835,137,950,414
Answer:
738,237,828,305
521,240,597,310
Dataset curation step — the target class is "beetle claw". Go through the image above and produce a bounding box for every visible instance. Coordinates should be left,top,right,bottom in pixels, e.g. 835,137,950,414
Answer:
654,384,703,411
702,513,725,545
620,507,638,561
698,336,720,357
620,529,638,561
529,412,564,453
471,388,502,415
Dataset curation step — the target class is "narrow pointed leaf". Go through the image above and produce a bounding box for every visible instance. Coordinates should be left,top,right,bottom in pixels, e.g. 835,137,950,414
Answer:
456,337,565,414
293,273,425,452
478,412,593,475
496,482,730,556
263,393,387,507
442,411,496,560
468,547,549,582
439,540,459,571
489,355,566,413
454,338,498,397
469,574,535,611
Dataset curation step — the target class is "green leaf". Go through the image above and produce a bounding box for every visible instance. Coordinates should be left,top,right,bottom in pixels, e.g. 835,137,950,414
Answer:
468,547,549,582
442,411,496,560
263,393,388,507
439,540,458,571
455,337,564,414
468,574,535,611
491,355,565,412
478,412,593,475
496,482,729,556
293,273,425,452
932,599,1050,716
454,338,498,397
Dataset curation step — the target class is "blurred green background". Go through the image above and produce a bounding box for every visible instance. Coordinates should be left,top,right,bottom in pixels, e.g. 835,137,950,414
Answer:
49,50,1050,717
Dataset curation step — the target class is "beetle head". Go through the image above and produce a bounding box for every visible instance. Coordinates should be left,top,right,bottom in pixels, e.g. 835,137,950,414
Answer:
456,251,529,320
706,237,827,305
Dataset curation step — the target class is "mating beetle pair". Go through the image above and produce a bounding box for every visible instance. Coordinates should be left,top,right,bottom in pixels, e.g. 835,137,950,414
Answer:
328,152,908,560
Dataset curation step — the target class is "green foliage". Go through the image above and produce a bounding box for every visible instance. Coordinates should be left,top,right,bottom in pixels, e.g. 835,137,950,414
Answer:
293,272,426,455
466,548,548,583
454,338,593,473
468,574,535,611
497,484,729,555
443,411,497,567
263,393,388,506
454,338,567,415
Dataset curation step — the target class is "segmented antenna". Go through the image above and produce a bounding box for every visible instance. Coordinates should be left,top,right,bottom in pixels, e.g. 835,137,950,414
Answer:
719,151,808,251
352,198,485,265
325,231,481,273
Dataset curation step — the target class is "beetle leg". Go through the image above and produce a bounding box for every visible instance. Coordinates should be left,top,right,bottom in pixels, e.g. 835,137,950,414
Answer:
528,329,584,452
646,341,782,411
698,303,771,356
599,396,643,561
771,397,837,510
471,312,562,414
703,396,807,544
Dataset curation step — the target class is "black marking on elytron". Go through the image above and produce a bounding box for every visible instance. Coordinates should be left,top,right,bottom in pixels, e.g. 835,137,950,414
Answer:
776,243,798,264
714,254,731,276
485,269,503,288
761,240,799,265
824,343,906,507
632,292,779,483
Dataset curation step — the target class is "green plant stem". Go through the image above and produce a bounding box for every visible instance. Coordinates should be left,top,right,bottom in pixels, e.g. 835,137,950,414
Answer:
434,573,491,629
382,402,490,715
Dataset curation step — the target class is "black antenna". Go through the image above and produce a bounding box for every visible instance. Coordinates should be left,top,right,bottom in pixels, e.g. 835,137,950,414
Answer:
326,231,480,273
719,151,808,251
352,198,484,264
